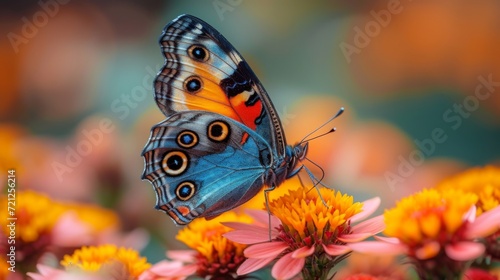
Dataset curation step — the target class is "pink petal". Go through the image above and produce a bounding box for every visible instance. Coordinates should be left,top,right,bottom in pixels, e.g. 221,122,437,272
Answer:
237,257,275,275
224,229,274,244
464,268,498,280
322,244,351,256
244,241,289,258
351,215,385,235
145,260,183,274
27,265,102,280
98,227,149,251
246,209,282,228
350,197,381,223
374,236,401,244
338,232,375,243
445,241,485,261
51,212,93,247
271,251,305,280
222,222,277,240
27,265,58,280
291,246,315,258
348,241,407,255
166,250,196,262
466,205,500,238
139,261,197,280
223,222,266,232
463,205,477,223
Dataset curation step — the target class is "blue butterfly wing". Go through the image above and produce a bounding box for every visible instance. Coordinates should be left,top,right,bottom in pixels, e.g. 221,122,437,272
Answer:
141,111,270,225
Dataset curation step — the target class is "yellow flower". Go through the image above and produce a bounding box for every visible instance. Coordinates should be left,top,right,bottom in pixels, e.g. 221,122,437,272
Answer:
436,166,500,261
61,244,151,278
384,188,477,244
0,190,119,244
436,165,500,215
0,190,64,243
0,189,122,274
225,185,383,280
61,202,119,233
351,187,500,279
269,187,363,241
176,211,251,278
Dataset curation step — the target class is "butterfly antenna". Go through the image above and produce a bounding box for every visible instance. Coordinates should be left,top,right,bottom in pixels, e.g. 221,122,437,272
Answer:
302,128,336,143
299,107,345,144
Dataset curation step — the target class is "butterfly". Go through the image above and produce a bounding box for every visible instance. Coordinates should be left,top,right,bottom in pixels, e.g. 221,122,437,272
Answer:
142,14,342,225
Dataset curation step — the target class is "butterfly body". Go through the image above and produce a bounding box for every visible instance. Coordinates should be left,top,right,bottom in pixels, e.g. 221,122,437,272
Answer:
142,14,308,225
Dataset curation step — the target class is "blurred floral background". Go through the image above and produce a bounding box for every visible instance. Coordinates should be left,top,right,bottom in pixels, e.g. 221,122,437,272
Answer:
1,0,500,279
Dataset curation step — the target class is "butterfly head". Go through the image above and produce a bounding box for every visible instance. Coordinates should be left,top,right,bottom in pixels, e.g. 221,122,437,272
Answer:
281,142,309,180
292,142,309,161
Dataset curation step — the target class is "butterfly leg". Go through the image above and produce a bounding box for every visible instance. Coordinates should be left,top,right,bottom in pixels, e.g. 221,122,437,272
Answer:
302,165,329,208
264,184,276,241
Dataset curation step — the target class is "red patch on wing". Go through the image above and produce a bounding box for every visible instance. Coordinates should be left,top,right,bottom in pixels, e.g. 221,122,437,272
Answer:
176,206,191,216
232,99,262,131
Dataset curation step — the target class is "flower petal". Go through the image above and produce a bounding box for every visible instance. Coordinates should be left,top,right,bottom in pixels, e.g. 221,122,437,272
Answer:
166,250,196,262
465,205,500,239
271,251,305,280
27,265,58,280
445,241,485,261
245,209,282,228
291,246,315,258
224,228,273,244
143,260,182,275
348,241,407,255
464,268,498,280
237,257,274,275
322,244,351,256
351,215,385,235
374,236,401,244
350,197,381,223
415,241,440,260
51,212,93,247
463,205,476,223
244,241,288,258
338,232,376,243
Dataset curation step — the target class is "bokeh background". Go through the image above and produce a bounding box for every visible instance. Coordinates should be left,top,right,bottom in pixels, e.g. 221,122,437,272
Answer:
2,0,500,265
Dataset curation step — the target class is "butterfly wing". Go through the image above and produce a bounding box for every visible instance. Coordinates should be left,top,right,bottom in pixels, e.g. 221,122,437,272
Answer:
141,111,271,225
155,14,287,157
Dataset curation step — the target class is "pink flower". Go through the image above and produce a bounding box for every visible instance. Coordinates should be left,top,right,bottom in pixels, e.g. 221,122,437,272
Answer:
349,205,500,262
139,251,198,280
348,188,500,279
224,189,383,280
27,264,103,280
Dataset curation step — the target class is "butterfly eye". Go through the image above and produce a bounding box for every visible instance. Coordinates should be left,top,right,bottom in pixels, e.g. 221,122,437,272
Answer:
176,181,196,201
162,151,189,176
177,130,198,148
184,76,202,93
188,45,209,62
207,120,230,142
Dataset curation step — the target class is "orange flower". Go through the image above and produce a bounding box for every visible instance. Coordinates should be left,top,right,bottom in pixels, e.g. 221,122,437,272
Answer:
0,190,122,273
436,165,500,260
28,244,151,280
225,186,383,280
350,188,500,279
143,212,250,279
